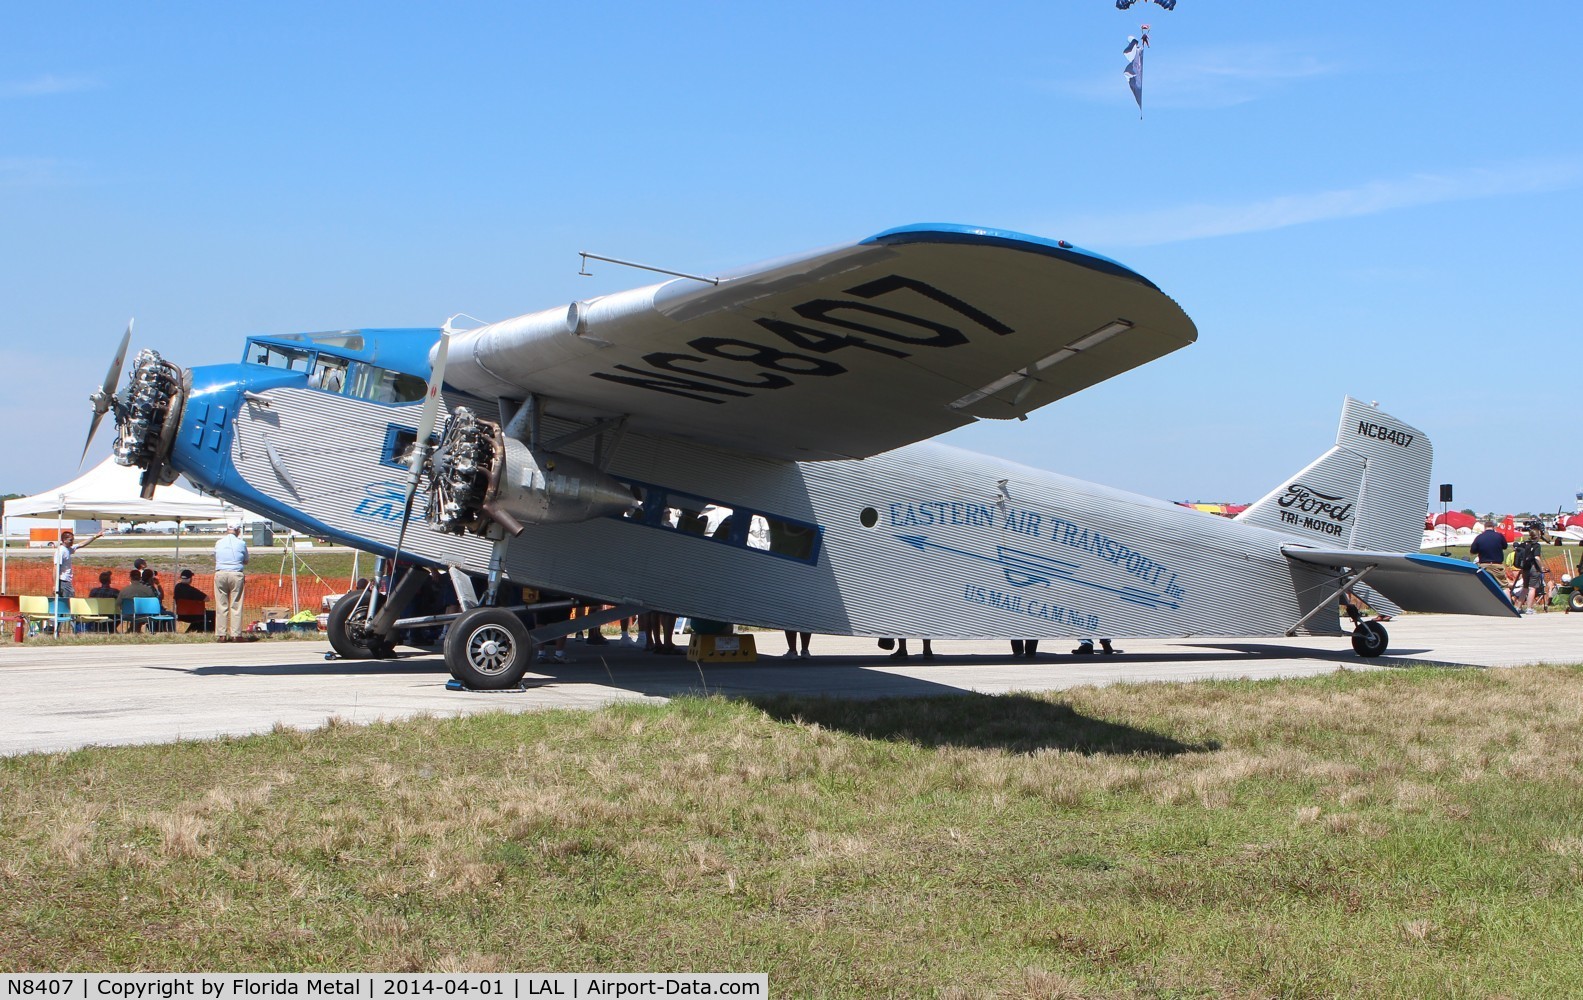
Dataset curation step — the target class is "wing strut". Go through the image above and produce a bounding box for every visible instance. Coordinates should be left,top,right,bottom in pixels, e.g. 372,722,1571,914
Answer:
1285,565,1378,637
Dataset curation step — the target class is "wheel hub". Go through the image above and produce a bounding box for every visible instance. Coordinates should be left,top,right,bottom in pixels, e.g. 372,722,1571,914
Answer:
467,625,516,675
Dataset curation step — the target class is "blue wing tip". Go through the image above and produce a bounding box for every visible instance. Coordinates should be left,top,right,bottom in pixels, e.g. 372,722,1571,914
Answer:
863,224,1155,290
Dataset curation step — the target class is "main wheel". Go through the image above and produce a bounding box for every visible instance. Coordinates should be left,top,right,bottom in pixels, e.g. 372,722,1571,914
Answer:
327,590,394,660
1351,620,1388,658
1569,590,1583,613
445,607,532,690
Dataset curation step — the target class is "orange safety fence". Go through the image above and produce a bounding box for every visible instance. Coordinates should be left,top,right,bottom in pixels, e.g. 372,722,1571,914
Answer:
2,561,348,617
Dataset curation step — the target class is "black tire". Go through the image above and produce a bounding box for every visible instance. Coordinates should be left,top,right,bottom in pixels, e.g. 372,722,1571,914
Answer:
1351,620,1388,658
1569,591,1583,613
445,607,532,690
327,590,393,660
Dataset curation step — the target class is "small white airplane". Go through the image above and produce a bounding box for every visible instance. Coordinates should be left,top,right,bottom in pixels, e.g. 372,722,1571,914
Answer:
86,223,1515,687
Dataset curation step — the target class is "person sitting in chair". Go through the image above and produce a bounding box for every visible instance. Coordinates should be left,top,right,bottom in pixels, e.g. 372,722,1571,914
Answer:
119,570,156,602
174,569,209,631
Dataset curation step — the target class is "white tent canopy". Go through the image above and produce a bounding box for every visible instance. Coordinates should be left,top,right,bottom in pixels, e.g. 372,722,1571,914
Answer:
2,458,252,594
4,457,236,521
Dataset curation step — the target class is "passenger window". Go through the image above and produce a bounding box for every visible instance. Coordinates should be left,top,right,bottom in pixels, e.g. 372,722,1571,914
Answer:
747,515,771,551
348,363,428,404
308,359,348,393
383,372,427,403
617,478,820,564
708,506,738,543
676,508,708,536
767,518,816,560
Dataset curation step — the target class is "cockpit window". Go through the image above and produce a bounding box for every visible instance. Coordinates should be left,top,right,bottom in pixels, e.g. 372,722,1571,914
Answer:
250,344,314,372
270,330,366,351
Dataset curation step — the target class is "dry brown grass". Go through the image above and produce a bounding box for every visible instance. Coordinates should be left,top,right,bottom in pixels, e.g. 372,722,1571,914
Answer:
4,666,1583,995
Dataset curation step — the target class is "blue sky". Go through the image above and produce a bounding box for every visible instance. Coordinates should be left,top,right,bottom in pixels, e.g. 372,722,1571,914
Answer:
3,2,1576,516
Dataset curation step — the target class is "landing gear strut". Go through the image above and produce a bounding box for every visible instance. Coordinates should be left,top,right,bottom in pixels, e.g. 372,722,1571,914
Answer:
326,590,393,660
1286,564,1390,658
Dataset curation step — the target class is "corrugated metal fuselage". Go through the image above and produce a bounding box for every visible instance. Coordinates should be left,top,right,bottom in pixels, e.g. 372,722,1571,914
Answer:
198,383,1338,642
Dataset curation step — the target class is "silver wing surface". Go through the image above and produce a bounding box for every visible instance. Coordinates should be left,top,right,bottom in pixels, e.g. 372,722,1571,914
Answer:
1282,547,1519,617
442,224,1198,461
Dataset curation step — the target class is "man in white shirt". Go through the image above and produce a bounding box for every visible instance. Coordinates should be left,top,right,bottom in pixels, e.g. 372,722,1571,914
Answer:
54,528,104,599
214,524,253,643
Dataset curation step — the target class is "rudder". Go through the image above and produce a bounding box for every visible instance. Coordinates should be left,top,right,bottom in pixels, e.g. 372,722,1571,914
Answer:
1235,398,1432,553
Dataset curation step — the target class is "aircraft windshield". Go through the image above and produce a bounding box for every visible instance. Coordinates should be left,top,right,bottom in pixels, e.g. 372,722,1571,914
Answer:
247,334,427,404
250,344,314,372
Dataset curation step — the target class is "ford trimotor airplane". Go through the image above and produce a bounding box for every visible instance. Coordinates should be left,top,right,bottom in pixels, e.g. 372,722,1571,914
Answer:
85,224,1515,687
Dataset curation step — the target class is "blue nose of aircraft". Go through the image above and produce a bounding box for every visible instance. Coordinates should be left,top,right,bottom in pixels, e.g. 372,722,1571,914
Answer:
167,361,303,497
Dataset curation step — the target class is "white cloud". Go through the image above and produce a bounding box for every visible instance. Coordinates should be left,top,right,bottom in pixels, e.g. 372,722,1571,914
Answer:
1066,160,1583,246
0,74,98,98
1157,45,1336,108
1057,42,1337,108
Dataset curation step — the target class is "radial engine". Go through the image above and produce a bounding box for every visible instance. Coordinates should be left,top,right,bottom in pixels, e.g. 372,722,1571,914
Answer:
424,406,638,536
108,348,186,493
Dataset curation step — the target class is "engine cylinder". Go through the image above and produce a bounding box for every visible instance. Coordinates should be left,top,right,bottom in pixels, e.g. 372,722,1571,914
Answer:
113,349,184,471
426,407,637,536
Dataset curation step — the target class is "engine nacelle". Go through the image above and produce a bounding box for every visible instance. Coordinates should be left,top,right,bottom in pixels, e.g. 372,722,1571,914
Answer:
426,407,638,536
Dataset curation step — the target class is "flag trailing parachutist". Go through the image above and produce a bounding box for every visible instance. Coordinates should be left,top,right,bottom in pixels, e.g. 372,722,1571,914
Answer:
1123,24,1149,118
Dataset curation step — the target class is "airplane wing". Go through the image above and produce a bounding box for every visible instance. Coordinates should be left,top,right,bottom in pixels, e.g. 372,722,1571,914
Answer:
1282,547,1519,617
442,224,1198,460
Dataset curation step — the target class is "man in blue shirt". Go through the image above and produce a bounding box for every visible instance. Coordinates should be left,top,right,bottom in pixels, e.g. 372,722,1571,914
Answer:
1469,524,1508,569
214,524,253,643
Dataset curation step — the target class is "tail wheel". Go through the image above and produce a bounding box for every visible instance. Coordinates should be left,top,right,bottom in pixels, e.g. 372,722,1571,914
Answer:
1351,620,1388,658
445,607,531,690
327,590,393,659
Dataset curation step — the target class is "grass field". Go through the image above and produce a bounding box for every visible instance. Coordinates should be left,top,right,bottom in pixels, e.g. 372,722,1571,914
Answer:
5,665,1583,995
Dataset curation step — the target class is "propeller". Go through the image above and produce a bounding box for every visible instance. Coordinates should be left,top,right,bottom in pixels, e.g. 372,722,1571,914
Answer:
81,320,133,468
370,332,451,617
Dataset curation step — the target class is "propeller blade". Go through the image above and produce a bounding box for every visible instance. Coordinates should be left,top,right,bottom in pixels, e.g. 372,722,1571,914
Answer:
376,332,453,614
80,412,107,469
411,331,450,473
80,320,133,468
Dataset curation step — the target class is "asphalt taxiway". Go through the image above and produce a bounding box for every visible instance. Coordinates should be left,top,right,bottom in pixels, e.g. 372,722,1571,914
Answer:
3,613,1578,756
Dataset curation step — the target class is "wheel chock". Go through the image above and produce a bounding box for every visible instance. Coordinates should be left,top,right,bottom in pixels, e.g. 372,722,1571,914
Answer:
445,678,530,693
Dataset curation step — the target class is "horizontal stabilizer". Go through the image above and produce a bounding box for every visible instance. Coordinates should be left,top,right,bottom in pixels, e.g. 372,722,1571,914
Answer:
1282,547,1517,617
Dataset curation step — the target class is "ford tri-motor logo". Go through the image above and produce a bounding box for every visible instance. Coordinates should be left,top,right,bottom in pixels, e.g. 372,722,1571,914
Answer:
1276,483,1354,535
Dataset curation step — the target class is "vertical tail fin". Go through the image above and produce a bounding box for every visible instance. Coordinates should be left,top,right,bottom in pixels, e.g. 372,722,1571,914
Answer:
1235,397,1432,553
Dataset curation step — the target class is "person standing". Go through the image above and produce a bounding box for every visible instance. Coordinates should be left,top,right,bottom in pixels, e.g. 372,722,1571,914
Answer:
1469,522,1508,571
53,528,104,600
214,523,253,642
888,637,933,660
1513,525,1547,615
783,630,812,659
1071,639,1119,655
